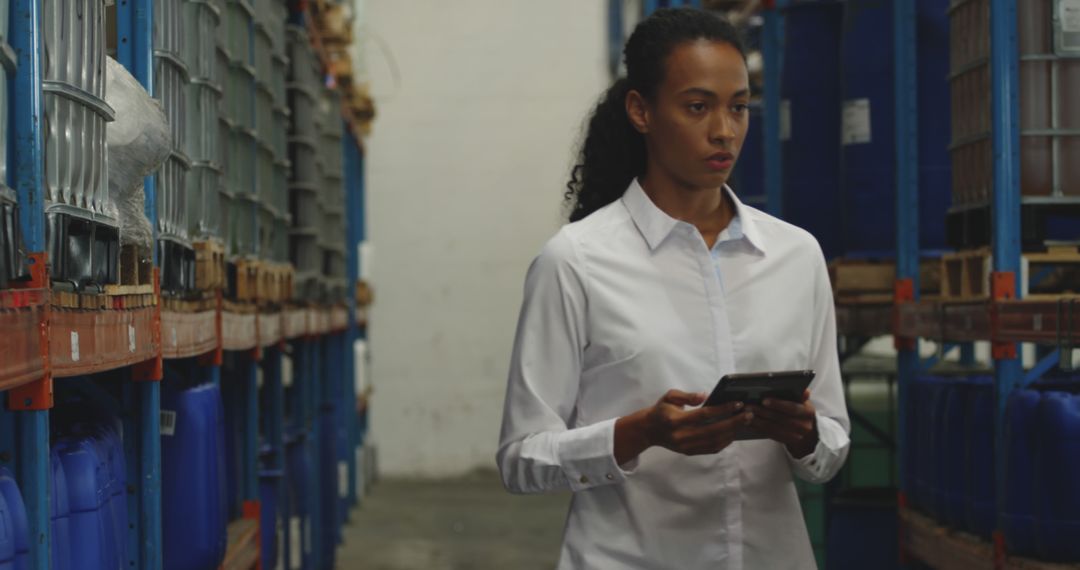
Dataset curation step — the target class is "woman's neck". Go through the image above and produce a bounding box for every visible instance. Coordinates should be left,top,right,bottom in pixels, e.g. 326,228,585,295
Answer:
639,170,735,247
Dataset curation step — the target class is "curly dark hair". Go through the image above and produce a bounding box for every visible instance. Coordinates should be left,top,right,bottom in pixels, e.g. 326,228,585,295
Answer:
564,8,747,222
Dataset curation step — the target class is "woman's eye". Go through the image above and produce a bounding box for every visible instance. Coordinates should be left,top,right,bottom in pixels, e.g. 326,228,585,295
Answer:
732,104,749,114
688,102,707,113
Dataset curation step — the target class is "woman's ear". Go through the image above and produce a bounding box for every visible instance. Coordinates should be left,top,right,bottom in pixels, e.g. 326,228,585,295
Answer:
626,89,650,134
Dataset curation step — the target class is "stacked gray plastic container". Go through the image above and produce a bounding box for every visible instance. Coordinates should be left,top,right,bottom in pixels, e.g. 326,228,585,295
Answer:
154,0,195,291
0,0,21,289
185,0,223,243
255,0,289,263
221,0,258,258
42,0,119,287
318,87,347,302
286,25,325,301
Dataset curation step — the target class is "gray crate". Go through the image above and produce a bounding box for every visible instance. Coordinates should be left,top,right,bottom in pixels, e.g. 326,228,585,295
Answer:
224,0,253,65
42,0,116,224
156,154,189,242
288,136,321,184
186,0,221,85
187,163,221,240
230,192,258,257
186,81,220,165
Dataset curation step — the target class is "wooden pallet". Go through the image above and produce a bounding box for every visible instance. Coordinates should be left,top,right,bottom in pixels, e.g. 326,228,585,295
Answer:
195,240,226,291
161,293,217,313
232,259,261,303
119,244,153,287
829,258,941,304
54,285,157,310
942,246,1080,301
356,279,373,307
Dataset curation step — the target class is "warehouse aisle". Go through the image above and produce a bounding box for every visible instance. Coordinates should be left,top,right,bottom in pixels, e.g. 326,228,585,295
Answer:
337,470,569,569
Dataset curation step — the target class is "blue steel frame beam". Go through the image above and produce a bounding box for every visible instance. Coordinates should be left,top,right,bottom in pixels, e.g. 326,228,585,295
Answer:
893,0,918,509
989,0,1022,539
9,0,49,568
116,1,163,567
762,1,786,217
343,133,364,507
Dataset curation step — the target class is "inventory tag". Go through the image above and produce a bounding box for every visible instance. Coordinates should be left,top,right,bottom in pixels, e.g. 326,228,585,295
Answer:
160,410,177,436
842,98,872,145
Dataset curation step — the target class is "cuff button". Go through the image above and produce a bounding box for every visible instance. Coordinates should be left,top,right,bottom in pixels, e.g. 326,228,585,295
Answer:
606,473,614,481
579,475,589,484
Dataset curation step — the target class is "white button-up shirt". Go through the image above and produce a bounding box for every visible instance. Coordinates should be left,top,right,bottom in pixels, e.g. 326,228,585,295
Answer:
497,179,850,569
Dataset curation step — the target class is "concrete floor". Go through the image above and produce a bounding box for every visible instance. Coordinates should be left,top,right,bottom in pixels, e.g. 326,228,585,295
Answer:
336,469,570,569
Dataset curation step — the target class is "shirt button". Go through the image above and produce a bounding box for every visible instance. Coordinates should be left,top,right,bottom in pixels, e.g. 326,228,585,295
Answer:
579,475,589,484
606,473,615,481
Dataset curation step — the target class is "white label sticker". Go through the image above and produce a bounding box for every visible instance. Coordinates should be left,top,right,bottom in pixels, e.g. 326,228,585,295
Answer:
356,448,365,494
1062,0,1080,32
70,331,80,362
842,98,872,145
290,517,302,568
779,99,792,142
171,327,178,347
128,325,136,353
160,410,177,436
339,462,349,499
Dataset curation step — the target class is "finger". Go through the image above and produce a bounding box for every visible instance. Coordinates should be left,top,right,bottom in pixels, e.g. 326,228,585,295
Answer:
749,407,813,432
760,397,815,418
749,417,802,446
690,410,754,439
675,401,744,427
749,415,811,444
748,404,813,425
662,389,707,407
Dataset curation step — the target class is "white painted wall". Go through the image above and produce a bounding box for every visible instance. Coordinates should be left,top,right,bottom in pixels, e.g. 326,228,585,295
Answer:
359,1,609,477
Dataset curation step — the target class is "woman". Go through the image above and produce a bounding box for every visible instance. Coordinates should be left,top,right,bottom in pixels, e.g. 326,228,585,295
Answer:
497,8,849,569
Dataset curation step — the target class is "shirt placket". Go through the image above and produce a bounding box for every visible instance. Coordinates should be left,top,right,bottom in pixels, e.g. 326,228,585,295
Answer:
687,226,743,566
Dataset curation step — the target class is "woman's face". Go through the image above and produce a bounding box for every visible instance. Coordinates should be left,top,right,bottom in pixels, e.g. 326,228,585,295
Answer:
629,40,750,192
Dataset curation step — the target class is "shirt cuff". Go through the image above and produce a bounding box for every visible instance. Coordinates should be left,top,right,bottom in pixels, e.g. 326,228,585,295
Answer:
784,414,849,481
557,417,630,491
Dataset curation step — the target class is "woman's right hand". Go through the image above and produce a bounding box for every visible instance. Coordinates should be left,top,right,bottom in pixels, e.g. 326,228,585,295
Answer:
614,389,753,465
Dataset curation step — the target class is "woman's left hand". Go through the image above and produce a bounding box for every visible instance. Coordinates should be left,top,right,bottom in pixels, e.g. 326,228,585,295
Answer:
746,389,818,458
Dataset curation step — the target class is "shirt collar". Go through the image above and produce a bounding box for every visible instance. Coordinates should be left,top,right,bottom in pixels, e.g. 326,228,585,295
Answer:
620,178,767,255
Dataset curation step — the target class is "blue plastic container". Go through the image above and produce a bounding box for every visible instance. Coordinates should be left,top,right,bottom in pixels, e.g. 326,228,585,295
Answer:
259,469,283,570
1003,388,1041,557
162,382,227,570
73,422,125,568
825,489,898,570
940,379,969,527
731,103,765,207
49,448,72,570
320,410,340,564
0,480,15,570
781,0,844,259
913,375,944,512
0,469,27,570
963,377,995,538
1034,391,1080,562
55,437,109,570
839,0,951,257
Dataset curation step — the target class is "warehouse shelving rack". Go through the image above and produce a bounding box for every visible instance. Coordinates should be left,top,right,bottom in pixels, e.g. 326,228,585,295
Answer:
756,1,1078,568
0,0,369,568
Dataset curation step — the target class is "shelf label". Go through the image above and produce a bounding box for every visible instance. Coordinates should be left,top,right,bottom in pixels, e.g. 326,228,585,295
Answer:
290,517,302,568
339,462,348,498
128,325,136,353
171,327,178,347
160,410,177,436
779,99,791,142
842,98,872,145
70,331,80,362
1062,0,1080,32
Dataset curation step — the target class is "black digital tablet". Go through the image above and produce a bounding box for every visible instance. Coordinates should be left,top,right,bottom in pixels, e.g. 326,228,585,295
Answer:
702,370,816,440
